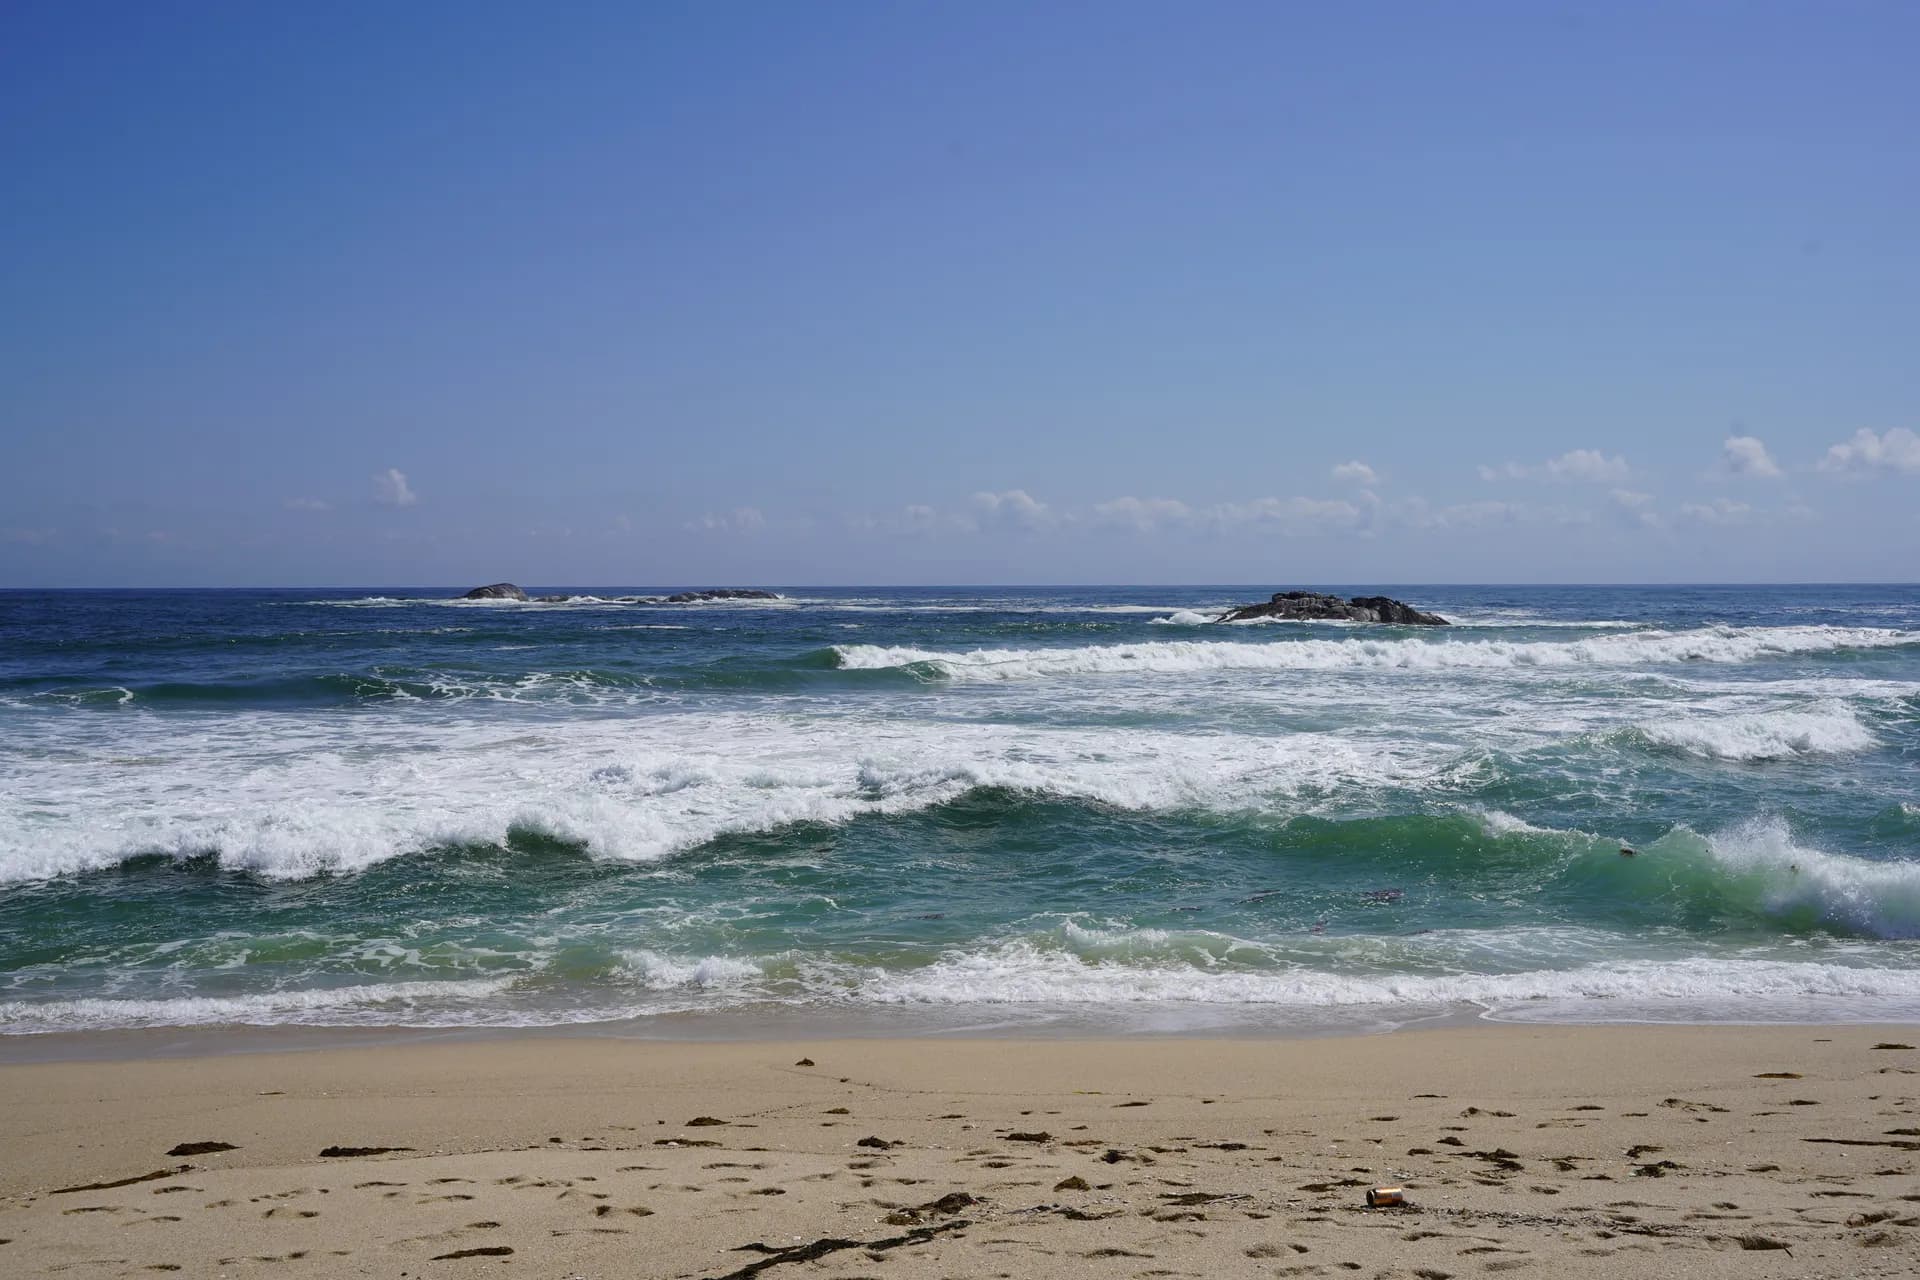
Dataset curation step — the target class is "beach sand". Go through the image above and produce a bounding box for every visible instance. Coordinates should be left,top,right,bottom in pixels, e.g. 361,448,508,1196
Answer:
3,1025,1918,1277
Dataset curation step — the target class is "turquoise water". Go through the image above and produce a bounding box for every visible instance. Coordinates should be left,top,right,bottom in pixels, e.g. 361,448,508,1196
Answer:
2,584,1919,1037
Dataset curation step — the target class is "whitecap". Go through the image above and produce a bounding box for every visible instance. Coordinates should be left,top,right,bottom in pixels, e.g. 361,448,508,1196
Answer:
1639,703,1877,761
834,625,1920,682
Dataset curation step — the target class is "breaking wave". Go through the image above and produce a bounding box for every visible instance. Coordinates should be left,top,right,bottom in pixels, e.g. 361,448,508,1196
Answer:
0,715,1470,883
1675,817,1920,939
1637,703,1878,761
833,625,1920,681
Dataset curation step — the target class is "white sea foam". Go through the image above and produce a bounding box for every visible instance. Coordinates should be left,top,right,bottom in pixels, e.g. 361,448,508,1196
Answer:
0,713,1466,883
1153,608,1643,630
0,977,521,1031
313,594,789,610
1640,703,1878,761
818,600,1194,615
850,946,1920,1011
1442,610,1640,629
315,594,1261,617
9,946,1920,1032
1653,674,1920,701
834,625,1920,682
619,950,764,988
1474,809,1571,838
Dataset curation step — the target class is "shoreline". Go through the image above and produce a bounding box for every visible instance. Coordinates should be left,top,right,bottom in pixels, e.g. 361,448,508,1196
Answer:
12,998,1920,1066
5,1024,1918,1275
0,1002,1494,1066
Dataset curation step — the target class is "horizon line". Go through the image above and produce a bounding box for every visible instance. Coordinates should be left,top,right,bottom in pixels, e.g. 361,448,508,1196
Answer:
5,580,1920,592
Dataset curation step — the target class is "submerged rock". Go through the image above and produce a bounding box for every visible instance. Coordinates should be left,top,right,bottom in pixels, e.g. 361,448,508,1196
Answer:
1217,591,1448,626
461,583,528,600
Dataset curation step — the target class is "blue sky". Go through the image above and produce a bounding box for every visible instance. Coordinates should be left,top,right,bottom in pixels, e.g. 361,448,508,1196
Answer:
3,1,1915,586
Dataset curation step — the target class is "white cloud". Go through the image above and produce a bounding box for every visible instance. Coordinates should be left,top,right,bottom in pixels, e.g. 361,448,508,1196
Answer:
971,489,1055,530
687,506,766,533
1480,449,1630,484
3,527,57,545
1718,435,1782,478
855,483,1656,544
1817,428,1920,475
1330,460,1378,485
1680,498,1752,525
1093,495,1192,532
371,468,417,507
1545,449,1631,482
284,496,331,511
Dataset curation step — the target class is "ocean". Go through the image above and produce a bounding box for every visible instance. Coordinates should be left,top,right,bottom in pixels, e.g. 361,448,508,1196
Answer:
3,584,1918,1041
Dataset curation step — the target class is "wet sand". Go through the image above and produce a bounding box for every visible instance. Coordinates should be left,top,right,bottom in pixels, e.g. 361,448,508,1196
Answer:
3,1025,1919,1277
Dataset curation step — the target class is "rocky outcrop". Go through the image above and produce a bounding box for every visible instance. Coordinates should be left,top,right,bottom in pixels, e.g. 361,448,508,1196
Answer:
461,583,528,600
1217,591,1449,626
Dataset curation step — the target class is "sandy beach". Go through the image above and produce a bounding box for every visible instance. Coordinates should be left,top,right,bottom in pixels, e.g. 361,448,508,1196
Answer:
3,1025,1918,1277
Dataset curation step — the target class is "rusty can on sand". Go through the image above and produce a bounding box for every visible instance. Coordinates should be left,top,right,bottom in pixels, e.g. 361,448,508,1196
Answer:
1366,1186,1406,1208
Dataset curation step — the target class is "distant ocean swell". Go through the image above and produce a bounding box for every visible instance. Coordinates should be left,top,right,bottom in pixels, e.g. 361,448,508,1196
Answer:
7,624,1913,709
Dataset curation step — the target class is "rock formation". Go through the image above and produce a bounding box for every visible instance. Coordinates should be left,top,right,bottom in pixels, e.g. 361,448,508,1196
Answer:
461,583,528,600
1216,591,1449,626
664,589,780,603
